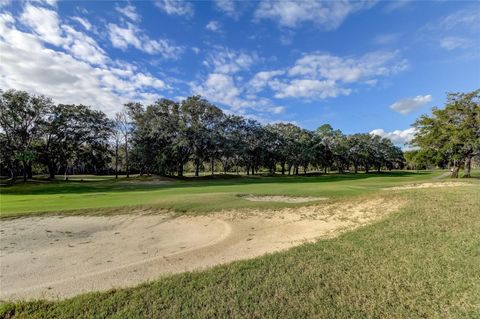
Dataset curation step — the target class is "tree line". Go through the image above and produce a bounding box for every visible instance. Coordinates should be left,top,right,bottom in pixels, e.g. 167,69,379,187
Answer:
1,89,407,181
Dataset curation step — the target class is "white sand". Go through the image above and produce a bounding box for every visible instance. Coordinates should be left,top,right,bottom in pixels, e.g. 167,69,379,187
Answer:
0,197,402,300
242,195,328,203
383,181,471,190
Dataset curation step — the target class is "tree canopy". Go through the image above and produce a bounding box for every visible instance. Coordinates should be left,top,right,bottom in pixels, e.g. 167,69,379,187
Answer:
411,89,480,178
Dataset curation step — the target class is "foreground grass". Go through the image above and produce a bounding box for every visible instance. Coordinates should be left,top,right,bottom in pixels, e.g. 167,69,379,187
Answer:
1,185,479,318
0,171,447,217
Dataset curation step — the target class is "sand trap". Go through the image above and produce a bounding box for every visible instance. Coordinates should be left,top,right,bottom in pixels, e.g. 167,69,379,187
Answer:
118,179,174,185
384,181,471,190
0,197,402,301
242,195,328,203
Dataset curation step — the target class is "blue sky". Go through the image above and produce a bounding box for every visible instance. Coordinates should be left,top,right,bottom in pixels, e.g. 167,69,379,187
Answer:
1,0,479,147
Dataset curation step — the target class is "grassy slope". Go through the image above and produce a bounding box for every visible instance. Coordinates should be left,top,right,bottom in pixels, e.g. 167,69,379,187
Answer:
1,171,442,217
1,185,479,318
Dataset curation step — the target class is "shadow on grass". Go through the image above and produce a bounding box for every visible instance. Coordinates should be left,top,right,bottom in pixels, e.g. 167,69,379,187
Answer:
0,171,431,196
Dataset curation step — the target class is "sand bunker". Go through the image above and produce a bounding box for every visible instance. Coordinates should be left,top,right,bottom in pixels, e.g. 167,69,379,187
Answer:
384,181,471,190
0,197,402,301
242,195,328,203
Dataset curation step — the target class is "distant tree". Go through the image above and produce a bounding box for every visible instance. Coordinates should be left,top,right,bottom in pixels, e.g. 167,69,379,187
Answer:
218,115,246,174
181,96,224,176
38,104,112,179
0,132,17,179
243,119,265,175
347,134,371,173
0,89,53,181
115,106,132,178
314,124,338,173
412,89,480,178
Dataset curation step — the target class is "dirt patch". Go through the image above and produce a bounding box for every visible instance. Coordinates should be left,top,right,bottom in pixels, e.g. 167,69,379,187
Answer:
0,197,403,301
384,182,471,190
118,179,175,186
242,195,328,203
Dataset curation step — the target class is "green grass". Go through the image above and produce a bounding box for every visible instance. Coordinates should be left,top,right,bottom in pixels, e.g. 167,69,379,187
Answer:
1,183,479,318
0,170,451,218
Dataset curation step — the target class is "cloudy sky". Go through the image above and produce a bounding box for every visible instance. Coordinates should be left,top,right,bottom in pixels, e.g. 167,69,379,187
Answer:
1,0,479,147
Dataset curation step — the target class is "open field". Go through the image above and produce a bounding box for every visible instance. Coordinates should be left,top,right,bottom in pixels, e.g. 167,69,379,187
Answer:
1,171,479,318
0,171,450,218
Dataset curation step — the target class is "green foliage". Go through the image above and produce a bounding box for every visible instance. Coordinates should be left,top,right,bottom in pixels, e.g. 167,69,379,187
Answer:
412,89,480,177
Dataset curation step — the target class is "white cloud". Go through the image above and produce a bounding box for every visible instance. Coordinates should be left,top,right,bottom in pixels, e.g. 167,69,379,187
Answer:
389,95,432,114
71,16,91,31
255,50,408,101
370,128,416,147
193,73,241,108
154,0,194,17
440,36,472,50
19,5,108,65
63,25,108,65
248,70,285,92
31,0,58,7
288,51,407,83
192,72,284,115
204,47,258,74
214,0,239,19
0,12,168,115
254,0,376,29
21,3,65,46
419,6,480,52
383,0,411,13
107,22,183,58
206,20,222,32
272,79,351,99
0,0,11,8
438,7,480,31
115,4,140,22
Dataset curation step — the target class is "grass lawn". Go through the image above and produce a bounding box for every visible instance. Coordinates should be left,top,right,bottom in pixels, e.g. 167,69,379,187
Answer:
0,176,479,318
0,170,450,218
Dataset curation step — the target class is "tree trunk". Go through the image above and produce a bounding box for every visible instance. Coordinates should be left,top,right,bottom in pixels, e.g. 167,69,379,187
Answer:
354,164,358,174
246,165,250,175
211,157,214,176
27,163,33,179
463,157,472,178
48,164,56,179
281,162,285,175
451,160,459,178
125,135,129,178
115,143,119,179
195,159,200,177
22,164,27,182
324,167,327,174
177,163,183,177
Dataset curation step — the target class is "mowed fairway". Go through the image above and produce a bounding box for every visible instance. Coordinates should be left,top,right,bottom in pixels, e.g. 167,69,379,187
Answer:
0,171,448,217
0,171,479,318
